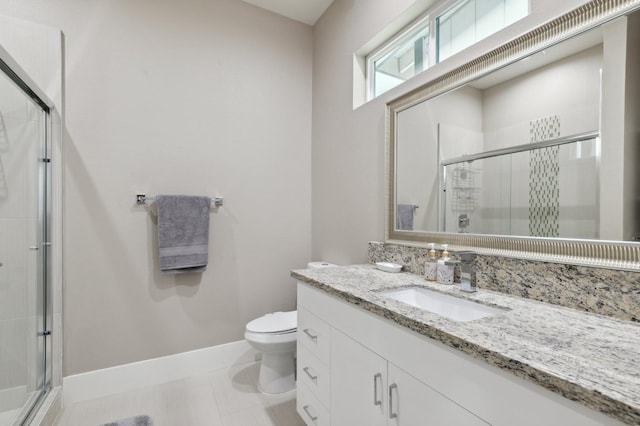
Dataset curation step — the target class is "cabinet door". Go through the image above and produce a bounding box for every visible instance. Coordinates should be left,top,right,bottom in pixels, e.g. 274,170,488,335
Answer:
387,363,489,426
331,329,387,426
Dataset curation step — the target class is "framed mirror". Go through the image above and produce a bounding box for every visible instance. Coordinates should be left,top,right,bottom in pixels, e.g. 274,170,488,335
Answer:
386,0,640,269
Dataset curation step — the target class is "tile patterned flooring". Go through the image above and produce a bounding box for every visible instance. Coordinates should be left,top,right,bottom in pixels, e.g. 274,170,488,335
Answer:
54,362,305,426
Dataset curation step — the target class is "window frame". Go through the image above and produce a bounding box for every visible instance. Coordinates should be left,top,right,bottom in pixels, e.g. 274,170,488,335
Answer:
366,13,431,101
364,0,529,102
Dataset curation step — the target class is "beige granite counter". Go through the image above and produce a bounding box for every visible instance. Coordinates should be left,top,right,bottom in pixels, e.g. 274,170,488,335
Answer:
292,264,640,425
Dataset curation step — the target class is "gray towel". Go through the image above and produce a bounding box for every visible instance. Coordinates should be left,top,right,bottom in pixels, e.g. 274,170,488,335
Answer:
157,195,211,273
396,204,414,230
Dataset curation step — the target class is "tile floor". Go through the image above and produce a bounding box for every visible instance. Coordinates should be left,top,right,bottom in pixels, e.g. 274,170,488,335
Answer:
54,362,306,426
0,408,19,426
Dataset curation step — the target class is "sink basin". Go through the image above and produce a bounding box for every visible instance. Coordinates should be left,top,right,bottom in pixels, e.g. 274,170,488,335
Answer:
380,287,505,322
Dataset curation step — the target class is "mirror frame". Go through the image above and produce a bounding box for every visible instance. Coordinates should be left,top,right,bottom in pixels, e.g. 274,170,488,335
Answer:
386,0,640,271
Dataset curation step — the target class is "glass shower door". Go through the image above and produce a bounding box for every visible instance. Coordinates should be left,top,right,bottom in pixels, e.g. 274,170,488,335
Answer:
0,59,49,425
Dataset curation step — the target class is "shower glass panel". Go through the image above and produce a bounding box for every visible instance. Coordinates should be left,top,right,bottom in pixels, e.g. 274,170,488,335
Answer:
0,59,49,425
443,155,511,235
442,136,599,238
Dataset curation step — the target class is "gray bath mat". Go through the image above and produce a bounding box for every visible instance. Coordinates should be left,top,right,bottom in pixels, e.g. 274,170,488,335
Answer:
100,415,153,426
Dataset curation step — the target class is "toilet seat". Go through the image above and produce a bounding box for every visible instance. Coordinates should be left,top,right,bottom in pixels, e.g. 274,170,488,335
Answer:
246,311,297,334
244,329,297,348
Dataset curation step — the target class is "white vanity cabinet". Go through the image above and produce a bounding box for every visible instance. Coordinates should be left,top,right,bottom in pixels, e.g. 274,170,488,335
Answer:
297,306,332,426
331,328,488,426
386,362,489,426
296,282,624,426
330,329,386,426
298,284,485,426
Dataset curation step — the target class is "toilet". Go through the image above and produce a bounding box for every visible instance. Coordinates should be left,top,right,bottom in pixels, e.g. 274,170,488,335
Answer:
245,261,337,394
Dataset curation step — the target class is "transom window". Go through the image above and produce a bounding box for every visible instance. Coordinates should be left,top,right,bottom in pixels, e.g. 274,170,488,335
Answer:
365,0,529,101
367,17,430,99
437,0,529,62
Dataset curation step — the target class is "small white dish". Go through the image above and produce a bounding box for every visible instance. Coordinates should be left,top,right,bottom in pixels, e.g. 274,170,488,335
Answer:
375,262,402,273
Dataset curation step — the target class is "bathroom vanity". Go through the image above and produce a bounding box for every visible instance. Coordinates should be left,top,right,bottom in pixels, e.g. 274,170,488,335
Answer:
293,265,638,425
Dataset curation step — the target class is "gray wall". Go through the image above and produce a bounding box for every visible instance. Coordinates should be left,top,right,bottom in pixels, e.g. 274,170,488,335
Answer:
396,86,483,232
0,0,313,376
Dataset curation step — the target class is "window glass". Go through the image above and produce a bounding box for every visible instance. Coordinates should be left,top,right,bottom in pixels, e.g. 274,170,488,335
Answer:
364,0,529,102
368,21,429,99
437,0,528,62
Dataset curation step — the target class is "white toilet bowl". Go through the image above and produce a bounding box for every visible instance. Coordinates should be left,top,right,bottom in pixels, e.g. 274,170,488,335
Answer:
245,261,338,394
244,311,297,394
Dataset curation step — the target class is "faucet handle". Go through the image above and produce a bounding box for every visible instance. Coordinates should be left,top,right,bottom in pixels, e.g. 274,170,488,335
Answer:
453,251,477,293
453,250,476,262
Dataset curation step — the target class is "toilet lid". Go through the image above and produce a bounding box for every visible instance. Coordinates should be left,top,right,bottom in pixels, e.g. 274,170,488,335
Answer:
246,311,297,333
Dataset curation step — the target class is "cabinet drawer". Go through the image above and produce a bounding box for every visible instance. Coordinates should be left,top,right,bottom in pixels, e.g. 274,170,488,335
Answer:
297,306,331,363
297,381,331,426
297,344,330,408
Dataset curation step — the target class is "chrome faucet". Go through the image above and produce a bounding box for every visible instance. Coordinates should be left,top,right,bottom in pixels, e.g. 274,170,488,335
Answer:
445,251,477,293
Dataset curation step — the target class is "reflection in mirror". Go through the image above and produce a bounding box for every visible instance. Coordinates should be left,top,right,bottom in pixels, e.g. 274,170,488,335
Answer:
393,13,640,242
441,133,599,238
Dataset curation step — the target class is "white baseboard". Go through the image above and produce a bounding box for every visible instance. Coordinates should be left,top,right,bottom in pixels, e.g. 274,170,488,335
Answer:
63,340,258,405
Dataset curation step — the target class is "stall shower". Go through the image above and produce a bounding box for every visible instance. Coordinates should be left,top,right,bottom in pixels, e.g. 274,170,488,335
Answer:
0,48,52,425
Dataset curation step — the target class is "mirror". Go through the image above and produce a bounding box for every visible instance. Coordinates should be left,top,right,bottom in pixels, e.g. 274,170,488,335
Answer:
387,2,640,267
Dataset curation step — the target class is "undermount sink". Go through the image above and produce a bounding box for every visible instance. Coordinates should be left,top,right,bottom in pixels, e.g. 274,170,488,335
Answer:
380,287,505,322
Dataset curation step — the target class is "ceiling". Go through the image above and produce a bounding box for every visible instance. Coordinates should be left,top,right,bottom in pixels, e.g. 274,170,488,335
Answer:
240,0,334,26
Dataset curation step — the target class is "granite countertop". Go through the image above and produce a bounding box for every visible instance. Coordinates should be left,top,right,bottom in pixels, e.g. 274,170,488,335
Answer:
291,264,640,425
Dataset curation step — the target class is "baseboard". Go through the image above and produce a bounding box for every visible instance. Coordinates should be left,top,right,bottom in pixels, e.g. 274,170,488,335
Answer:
63,340,258,405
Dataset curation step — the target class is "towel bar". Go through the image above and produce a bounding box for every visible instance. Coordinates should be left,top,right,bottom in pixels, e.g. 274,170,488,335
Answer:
136,194,224,208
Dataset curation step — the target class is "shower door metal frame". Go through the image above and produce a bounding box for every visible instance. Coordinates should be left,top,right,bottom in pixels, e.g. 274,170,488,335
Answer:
0,45,54,426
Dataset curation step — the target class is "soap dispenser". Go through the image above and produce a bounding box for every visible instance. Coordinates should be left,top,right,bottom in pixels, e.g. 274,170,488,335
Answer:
437,244,454,284
424,243,438,281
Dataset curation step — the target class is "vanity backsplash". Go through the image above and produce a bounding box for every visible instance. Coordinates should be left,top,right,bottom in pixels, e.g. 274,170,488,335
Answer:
368,241,640,322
